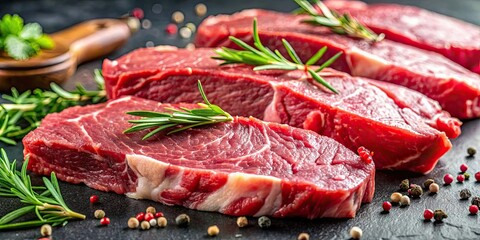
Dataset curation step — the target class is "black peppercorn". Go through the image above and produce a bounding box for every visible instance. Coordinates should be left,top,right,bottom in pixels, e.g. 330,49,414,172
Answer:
468,147,476,157
434,210,447,222
472,196,480,207
423,179,434,189
460,189,472,200
464,173,470,180
258,216,271,229
399,179,409,191
409,185,423,198
175,214,190,227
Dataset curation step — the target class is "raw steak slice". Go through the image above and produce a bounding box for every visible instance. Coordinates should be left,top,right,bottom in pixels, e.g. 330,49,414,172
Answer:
324,0,480,74
102,47,459,173
194,9,480,119
22,96,375,219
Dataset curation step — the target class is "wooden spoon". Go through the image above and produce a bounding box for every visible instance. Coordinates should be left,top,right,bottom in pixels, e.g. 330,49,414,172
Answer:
0,17,139,91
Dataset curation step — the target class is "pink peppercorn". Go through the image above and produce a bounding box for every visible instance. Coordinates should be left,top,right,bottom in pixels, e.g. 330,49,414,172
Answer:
457,174,465,183
100,217,110,225
443,174,454,184
470,205,479,215
155,212,164,218
475,172,480,182
90,195,99,204
144,212,154,222
132,8,144,19
382,201,392,212
165,23,177,35
460,163,468,173
136,212,145,222
424,209,434,220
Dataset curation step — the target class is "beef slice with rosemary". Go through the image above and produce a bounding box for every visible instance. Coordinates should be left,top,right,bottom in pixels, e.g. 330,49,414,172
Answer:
194,9,480,119
23,96,375,219
102,47,459,173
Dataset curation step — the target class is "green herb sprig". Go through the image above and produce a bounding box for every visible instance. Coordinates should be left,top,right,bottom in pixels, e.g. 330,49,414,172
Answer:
0,14,54,60
212,19,342,94
125,81,233,139
294,0,384,42
0,69,107,145
0,149,85,230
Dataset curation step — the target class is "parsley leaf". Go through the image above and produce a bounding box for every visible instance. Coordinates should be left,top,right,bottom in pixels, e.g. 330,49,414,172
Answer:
0,14,24,36
5,35,36,60
20,23,42,39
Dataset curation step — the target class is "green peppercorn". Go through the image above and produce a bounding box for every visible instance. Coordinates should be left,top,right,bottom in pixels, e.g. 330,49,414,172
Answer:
434,210,447,222
464,173,470,180
472,196,480,207
399,179,409,191
410,185,423,198
460,189,472,200
423,179,434,189
258,216,271,229
175,213,190,227
468,147,476,157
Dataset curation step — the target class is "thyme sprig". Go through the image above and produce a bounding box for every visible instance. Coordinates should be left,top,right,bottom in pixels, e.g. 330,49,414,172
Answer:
0,69,107,145
125,81,233,139
0,149,85,230
294,0,384,42
212,19,342,94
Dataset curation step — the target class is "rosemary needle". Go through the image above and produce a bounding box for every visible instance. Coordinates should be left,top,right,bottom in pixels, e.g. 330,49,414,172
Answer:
125,80,233,139
212,19,342,94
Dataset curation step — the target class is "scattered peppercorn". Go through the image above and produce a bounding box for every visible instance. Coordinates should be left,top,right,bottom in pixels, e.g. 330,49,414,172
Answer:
157,217,167,228
399,179,409,191
136,212,145,222
258,216,271,229
185,43,195,50
470,205,479,215
141,19,152,29
464,173,470,180
382,201,392,212
100,217,110,226
423,179,435,189
443,174,454,185
89,195,99,203
429,183,440,193
141,220,150,230
179,27,192,39
185,22,196,32
132,8,144,19
350,226,363,239
94,209,105,219
476,172,480,182
434,210,447,222
467,147,477,157
155,212,164,218
423,209,434,220
128,217,140,229
149,218,157,227
40,224,52,237
195,3,208,16
236,216,248,227
460,163,469,173
176,213,190,227
390,192,402,203
400,195,410,206
298,233,310,240
152,3,163,14
457,174,465,183
471,196,480,207
208,225,220,236
409,185,423,198
165,23,178,35
144,212,154,222
460,189,472,199
172,11,185,23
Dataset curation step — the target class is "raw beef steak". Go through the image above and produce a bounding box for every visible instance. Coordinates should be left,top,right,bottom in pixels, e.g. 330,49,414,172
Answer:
23,96,375,219
324,0,480,74
194,9,480,119
102,47,460,174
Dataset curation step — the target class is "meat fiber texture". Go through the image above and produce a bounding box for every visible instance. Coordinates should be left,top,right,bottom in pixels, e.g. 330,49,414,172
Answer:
324,0,480,74
102,47,460,174
22,96,375,219
194,9,480,119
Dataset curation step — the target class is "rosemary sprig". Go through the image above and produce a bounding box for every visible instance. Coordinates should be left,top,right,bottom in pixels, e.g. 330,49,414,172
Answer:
0,69,107,145
125,80,233,139
212,19,342,94
294,0,384,42
0,149,85,230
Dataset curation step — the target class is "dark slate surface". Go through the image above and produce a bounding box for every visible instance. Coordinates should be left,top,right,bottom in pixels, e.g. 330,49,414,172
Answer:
1,0,480,239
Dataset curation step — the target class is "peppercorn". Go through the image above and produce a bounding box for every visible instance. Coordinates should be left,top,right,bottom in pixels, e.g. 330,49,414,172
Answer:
423,209,434,220
90,195,99,203
258,216,271,229
132,8,144,20
40,224,52,237
409,185,423,198
172,11,185,23
155,212,164,218
390,192,402,203
157,217,167,228
423,179,434,189
195,3,207,16
460,163,469,173
443,174,454,184
94,209,105,219
470,205,479,215
176,213,190,227
464,173,470,180
149,218,157,227
165,23,178,35
399,179,409,191
460,189,472,200
400,195,410,206
468,147,476,157
298,233,310,240
136,212,145,221
141,220,150,230
144,212,154,222
476,172,480,182
434,210,447,222
382,201,392,212
236,216,248,227
185,22,196,32
146,206,156,214
429,183,440,193
208,225,220,236
128,217,139,229
100,217,110,226
457,174,465,183
472,196,480,207
350,226,363,239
